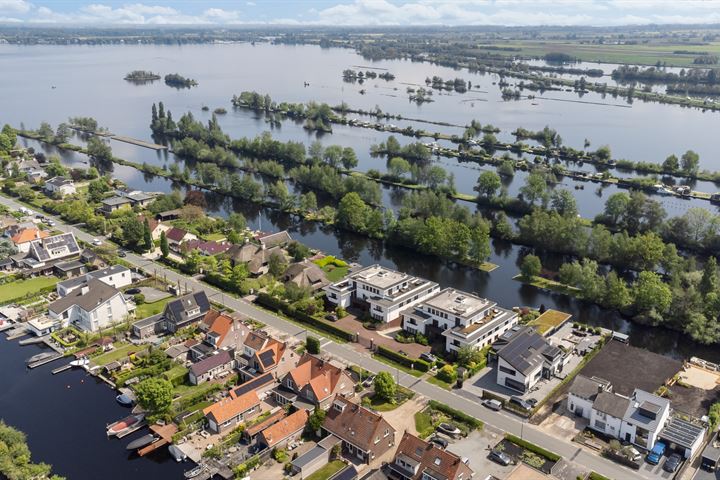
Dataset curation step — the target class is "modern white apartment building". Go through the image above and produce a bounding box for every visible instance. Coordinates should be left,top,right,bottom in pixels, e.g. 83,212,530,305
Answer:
401,288,519,353
324,264,439,323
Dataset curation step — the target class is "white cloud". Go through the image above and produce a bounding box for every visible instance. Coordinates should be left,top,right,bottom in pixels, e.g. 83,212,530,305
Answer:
0,0,30,14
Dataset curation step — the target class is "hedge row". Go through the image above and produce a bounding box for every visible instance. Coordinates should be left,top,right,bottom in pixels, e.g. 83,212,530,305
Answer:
255,293,355,341
505,434,561,462
376,345,431,372
429,400,483,429
588,472,611,480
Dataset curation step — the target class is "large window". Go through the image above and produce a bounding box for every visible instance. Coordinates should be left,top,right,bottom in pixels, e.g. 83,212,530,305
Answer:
499,365,516,376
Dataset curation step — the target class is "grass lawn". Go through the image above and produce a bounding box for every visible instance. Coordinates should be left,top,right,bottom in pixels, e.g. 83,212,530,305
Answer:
173,381,220,401
202,233,226,241
371,354,423,378
512,274,581,297
92,342,145,366
320,264,349,282
134,297,171,319
414,410,434,438
0,276,58,303
305,460,346,480
427,375,453,390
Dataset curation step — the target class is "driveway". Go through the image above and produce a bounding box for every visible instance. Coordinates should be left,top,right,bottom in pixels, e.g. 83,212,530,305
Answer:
449,428,516,479
335,315,431,357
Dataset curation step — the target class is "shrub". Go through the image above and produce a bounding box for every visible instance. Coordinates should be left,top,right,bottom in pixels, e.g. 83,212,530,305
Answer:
255,293,354,341
376,345,431,372
436,365,457,384
133,293,145,304
306,336,321,354
428,400,482,430
505,434,561,462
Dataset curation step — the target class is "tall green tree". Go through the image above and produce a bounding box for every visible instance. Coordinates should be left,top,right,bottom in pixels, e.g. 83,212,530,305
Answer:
143,218,153,252
160,230,169,258
701,256,719,296
134,378,173,414
373,371,397,403
520,254,542,279
475,171,501,198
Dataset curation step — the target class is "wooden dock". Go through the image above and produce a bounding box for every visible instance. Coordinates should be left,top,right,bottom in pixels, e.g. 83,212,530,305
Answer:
51,364,73,375
19,335,47,345
6,326,28,340
27,353,63,369
137,424,177,456
110,135,168,151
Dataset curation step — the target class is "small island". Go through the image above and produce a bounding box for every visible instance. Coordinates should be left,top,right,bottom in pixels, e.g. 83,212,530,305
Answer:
164,73,198,89
124,70,161,83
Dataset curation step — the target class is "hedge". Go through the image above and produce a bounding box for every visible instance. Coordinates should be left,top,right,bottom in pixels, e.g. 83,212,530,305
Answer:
376,345,431,372
588,472,610,480
429,400,483,429
505,434,561,462
255,293,355,341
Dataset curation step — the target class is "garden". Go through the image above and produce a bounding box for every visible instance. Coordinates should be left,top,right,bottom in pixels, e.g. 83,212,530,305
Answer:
414,400,482,439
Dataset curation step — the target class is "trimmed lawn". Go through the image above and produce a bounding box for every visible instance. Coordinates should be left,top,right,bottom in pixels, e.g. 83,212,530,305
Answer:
512,274,581,297
92,343,145,367
414,410,433,438
203,233,226,241
321,264,349,282
528,309,572,335
305,460,346,480
173,380,220,400
0,276,58,303
135,297,171,319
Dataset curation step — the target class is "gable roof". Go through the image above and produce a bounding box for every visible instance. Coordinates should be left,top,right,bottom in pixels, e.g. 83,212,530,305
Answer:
394,432,474,480
189,350,233,378
283,261,330,290
259,409,308,448
230,372,275,399
207,314,234,347
245,410,287,438
496,326,563,375
184,239,232,256
244,331,271,352
11,228,48,244
323,396,396,451
203,390,260,425
28,232,80,262
166,227,190,242
568,375,611,402
45,176,74,188
164,291,210,324
257,230,292,248
48,278,122,315
593,391,631,419
287,354,352,402
252,337,286,372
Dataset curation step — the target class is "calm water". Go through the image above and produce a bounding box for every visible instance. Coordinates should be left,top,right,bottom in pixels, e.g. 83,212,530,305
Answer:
3,43,720,476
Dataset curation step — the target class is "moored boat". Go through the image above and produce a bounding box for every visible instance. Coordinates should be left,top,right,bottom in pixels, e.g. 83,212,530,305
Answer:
69,357,89,367
26,352,56,364
107,413,144,437
184,465,204,478
116,394,133,406
126,434,156,450
168,444,187,462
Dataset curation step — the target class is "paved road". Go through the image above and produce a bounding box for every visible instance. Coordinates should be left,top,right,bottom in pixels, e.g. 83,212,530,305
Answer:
0,194,650,480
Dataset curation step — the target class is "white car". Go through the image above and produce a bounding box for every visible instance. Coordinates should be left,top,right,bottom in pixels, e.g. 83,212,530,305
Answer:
92,238,102,246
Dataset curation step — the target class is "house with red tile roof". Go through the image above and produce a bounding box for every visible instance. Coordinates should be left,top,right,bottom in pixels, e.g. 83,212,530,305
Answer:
257,409,308,450
165,227,197,251
275,354,355,409
190,311,251,361
322,395,396,465
387,432,473,480
203,390,261,434
11,228,49,252
183,239,232,256
237,330,298,381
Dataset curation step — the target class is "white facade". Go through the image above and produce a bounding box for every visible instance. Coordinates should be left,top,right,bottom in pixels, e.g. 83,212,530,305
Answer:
497,356,543,393
324,264,439,323
590,407,626,440
49,291,132,332
44,178,76,197
567,392,594,420
57,266,132,297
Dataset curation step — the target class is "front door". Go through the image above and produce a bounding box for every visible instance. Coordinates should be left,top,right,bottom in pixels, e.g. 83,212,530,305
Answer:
625,433,632,442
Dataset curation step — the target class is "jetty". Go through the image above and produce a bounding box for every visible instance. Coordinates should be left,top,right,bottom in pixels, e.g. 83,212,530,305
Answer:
18,335,47,345
27,352,63,369
6,325,28,340
137,424,178,456
51,364,73,375
109,135,168,151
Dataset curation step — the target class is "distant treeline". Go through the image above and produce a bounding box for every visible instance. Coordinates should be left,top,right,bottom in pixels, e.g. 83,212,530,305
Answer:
124,70,161,82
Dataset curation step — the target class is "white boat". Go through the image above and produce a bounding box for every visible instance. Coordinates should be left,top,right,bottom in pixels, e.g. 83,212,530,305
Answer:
26,352,56,364
168,444,187,462
184,465,204,478
107,413,144,437
69,358,89,367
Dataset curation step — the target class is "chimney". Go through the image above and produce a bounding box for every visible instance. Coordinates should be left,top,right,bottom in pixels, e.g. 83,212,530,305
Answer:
598,384,604,394
81,285,90,295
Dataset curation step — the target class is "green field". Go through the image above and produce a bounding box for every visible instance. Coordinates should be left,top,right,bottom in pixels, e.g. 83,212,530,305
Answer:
92,342,146,366
512,274,581,297
320,264,349,282
0,276,59,303
134,297,171,319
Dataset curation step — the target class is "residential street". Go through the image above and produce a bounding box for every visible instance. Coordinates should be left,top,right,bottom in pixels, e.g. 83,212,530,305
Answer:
0,193,651,480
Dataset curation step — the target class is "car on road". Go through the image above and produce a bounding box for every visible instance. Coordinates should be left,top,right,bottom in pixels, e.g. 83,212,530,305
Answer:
488,450,512,466
429,436,448,449
436,423,461,437
482,399,503,411
420,352,437,363
646,441,667,465
117,250,127,257
663,453,682,473
92,238,102,246
125,288,141,295
46,220,56,226
509,396,533,411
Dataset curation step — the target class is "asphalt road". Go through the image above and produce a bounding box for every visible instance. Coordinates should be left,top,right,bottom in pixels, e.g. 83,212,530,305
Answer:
0,194,651,480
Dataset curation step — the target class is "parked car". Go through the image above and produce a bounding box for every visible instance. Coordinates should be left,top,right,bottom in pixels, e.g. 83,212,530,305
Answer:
663,453,682,473
625,446,642,462
488,450,512,466
362,375,375,388
325,313,338,321
482,399,503,411
46,220,56,226
125,288,141,295
509,396,533,411
646,441,667,465
117,250,127,257
429,436,448,449
436,423,461,437
92,238,102,246
526,398,538,407
420,352,437,363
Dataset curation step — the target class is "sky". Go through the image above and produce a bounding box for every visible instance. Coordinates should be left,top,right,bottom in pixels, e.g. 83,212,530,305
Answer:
2,0,720,27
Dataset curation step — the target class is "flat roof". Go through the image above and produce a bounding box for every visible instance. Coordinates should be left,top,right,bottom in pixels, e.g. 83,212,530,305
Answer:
660,416,705,449
351,264,412,289
423,288,491,320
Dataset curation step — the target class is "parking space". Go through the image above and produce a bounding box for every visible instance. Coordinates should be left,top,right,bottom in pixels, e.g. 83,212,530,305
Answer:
637,455,683,480
448,428,517,479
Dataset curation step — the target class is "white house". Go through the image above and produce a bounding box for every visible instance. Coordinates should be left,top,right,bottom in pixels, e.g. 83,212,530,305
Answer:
494,326,565,393
401,288,519,353
26,232,80,264
47,279,133,332
56,265,132,297
44,177,76,197
324,264,439,323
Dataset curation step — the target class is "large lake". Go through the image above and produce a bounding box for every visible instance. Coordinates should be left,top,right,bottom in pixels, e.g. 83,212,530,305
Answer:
2,42,720,478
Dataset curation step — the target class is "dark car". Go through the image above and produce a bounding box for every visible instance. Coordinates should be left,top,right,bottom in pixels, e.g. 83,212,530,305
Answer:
436,423,461,437
488,450,512,466
663,453,682,473
324,313,338,321
420,352,437,363
509,396,533,411
429,436,448,449
117,250,127,257
526,398,538,407
125,288,141,295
